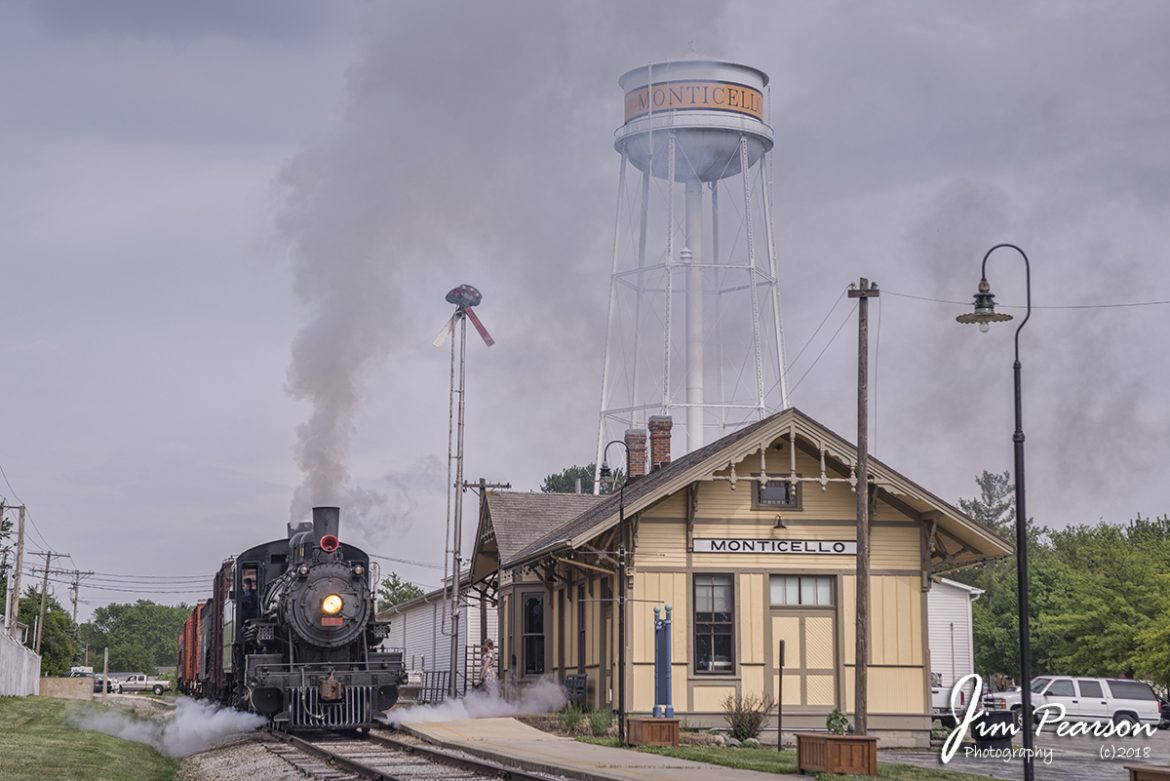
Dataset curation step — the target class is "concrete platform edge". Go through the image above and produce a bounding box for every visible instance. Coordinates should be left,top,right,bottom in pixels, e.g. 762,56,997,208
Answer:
398,725,610,781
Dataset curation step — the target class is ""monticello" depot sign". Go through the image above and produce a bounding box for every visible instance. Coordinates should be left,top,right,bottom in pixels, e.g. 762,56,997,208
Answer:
692,538,857,555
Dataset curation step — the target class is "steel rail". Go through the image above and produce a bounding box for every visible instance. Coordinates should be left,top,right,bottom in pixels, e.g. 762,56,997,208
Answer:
265,728,555,781
267,731,393,781
364,731,554,781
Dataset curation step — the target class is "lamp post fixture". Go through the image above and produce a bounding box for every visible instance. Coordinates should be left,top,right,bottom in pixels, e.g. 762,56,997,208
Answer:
599,440,628,745
956,243,1034,781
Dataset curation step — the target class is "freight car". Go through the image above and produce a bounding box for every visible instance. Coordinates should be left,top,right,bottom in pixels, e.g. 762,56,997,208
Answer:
176,506,405,730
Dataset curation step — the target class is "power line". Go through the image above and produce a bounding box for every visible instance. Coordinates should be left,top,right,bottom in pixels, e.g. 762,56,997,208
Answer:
788,302,858,399
883,289,1170,310
368,553,443,570
85,573,210,582
0,464,53,551
22,572,206,595
785,287,848,374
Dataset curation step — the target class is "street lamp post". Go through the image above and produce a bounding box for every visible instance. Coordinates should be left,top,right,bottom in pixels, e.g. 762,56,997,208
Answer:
599,441,628,745
956,243,1034,781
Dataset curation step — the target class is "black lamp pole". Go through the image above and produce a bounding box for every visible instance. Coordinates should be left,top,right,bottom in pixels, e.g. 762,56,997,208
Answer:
957,243,1033,781
600,440,628,745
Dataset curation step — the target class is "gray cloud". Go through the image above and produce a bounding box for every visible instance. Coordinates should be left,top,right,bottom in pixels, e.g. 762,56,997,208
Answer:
24,0,350,42
3,1,1170,620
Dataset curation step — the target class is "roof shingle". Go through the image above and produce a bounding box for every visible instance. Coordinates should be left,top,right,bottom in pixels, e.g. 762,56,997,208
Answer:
485,492,604,568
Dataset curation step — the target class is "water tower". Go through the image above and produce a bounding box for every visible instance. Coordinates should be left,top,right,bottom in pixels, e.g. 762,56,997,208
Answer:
594,59,789,486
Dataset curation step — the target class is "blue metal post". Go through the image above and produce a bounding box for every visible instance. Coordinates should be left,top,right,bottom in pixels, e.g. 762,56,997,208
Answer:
663,604,674,718
653,606,662,718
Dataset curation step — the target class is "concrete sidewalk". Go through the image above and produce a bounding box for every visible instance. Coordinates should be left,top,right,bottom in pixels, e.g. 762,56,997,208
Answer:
402,717,804,781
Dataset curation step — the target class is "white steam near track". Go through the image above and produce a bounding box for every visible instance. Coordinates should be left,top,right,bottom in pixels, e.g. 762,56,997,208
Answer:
388,678,566,726
70,697,266,758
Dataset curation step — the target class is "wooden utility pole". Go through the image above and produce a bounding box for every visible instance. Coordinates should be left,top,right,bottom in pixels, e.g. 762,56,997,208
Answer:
33,550,69,654
8,505,26,639
848,278,879,735
68,569,94,624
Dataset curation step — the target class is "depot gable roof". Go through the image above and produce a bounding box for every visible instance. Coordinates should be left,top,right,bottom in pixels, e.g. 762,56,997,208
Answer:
505,407,1012,572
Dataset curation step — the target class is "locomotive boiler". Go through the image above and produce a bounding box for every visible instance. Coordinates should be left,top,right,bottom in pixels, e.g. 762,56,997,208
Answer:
180,506,404,730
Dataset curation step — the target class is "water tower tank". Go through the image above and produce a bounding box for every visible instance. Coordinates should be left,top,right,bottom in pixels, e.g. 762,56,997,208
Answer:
615,60,774,183
594,59,789,485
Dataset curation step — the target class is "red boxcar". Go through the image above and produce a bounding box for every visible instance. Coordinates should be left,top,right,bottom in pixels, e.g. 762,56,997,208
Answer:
177,600,205,695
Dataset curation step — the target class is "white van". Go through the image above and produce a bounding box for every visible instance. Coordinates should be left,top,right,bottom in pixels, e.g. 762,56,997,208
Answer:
985,676,1161,726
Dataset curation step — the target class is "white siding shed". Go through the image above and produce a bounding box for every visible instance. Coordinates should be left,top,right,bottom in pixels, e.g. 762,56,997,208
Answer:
928,577,984,707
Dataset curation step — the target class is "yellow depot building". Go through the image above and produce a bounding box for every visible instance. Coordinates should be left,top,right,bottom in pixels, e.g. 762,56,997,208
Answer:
469,408,1011,746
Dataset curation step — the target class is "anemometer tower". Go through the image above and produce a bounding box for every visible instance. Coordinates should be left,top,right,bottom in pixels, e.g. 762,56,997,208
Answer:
594,60,789,488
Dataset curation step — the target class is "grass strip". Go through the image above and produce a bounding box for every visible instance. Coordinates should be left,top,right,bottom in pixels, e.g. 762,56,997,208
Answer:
0,696,179,781
577,737,993,781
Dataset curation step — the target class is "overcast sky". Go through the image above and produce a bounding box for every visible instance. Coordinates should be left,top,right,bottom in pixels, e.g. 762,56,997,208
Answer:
2,1,1168,621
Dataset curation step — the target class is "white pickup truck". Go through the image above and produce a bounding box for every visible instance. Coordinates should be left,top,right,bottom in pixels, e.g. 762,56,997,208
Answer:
116,673,172,695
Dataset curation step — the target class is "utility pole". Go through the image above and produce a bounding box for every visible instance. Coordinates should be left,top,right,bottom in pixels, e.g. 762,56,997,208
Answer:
8,504,26,639
68,569,94,624
848,278,879,735
33,550,69,654
1,500,7,631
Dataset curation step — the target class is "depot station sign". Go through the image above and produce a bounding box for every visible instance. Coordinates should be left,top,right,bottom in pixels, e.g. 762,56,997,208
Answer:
624,80,764,123
692,538,858,555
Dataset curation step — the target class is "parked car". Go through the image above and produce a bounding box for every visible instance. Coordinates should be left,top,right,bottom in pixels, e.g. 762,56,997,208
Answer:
931,671,977,726
92,674,113,693
984,676,1161,727
115,673,172,695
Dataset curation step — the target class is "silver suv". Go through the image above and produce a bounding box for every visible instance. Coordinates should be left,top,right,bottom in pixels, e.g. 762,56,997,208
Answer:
984,676,1161,726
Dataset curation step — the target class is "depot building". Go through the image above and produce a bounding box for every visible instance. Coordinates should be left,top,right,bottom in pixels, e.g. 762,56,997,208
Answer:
469,408,1011,747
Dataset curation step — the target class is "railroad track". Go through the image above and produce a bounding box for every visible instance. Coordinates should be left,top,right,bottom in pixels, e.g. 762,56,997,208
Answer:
264,729,557,781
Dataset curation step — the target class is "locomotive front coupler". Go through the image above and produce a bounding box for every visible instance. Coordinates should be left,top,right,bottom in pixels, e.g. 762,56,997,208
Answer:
319,668,343,702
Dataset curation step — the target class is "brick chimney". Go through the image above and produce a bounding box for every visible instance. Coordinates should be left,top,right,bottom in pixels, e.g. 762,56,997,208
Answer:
648,415,673,471
624,428,647,482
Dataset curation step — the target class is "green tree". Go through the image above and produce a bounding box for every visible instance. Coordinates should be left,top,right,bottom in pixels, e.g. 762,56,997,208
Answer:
950,470,1020,679
377,573,425,612
949,473,1170,687
78,600,191,673
1033,516,1170,681
18,587,78,676
541,463,624,495
957,470,1014,537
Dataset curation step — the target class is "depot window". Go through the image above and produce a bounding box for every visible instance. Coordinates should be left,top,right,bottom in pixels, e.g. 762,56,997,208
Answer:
694,574,735,674
522,593,545,676
753,476,801,509
770,575,833,607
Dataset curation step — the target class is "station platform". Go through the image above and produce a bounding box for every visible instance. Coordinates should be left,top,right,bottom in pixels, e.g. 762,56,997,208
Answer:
401,717,804,781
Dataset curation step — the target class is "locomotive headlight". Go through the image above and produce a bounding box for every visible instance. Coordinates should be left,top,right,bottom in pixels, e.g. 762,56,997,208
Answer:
321,593,344,616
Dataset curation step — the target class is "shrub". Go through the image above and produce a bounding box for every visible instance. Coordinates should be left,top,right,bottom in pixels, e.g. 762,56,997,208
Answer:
589,709,614,736
720,692,776,741
826,708,849,735
558,704,583,733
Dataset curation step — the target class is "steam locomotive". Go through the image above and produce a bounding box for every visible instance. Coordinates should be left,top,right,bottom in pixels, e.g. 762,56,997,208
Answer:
177,506,405,730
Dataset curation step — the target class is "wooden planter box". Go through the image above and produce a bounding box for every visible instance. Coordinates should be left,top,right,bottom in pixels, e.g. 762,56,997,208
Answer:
1127,766,1170,781
627,717,680,747
795,733,878,776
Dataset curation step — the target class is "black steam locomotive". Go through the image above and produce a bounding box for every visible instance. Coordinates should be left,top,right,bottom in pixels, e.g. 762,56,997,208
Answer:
177,506,404,730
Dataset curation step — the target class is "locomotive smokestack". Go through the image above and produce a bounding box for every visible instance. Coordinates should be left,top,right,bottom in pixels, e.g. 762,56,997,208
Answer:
312,506,340,541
